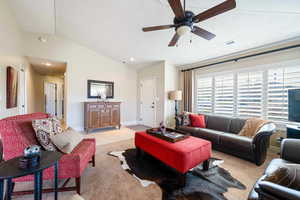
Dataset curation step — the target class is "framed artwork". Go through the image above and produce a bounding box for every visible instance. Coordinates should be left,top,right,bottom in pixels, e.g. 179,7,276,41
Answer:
6,66,18,108
87,80,114,99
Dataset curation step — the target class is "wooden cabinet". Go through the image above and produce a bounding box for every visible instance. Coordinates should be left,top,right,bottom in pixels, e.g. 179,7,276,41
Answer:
84,102,121,133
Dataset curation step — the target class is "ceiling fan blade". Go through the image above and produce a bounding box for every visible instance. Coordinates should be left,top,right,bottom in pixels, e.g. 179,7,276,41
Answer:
168,33,180,47
192,26,216,40
193,0,236,23
168,0,185,19
142,24,175,32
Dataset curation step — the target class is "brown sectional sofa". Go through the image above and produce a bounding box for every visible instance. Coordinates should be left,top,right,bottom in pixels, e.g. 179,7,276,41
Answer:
175,114,276,166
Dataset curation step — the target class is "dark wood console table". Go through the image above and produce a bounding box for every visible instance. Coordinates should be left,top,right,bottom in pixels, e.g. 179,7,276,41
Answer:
84,101,121,133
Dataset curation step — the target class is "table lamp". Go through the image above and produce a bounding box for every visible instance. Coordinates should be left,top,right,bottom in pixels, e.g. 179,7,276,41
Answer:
168,90,182,116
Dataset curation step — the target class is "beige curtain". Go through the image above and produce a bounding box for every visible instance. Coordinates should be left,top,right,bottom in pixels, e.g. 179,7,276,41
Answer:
182,70,193,112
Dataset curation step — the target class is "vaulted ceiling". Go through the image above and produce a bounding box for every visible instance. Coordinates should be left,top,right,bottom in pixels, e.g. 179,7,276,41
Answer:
8,0,300,67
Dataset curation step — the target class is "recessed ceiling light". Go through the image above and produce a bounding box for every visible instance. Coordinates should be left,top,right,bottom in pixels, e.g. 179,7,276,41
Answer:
44,62,52,66
130,57,135,62
225,40,235,45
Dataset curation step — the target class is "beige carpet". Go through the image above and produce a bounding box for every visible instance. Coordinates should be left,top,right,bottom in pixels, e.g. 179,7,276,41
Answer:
84,127,136,146
13,129,278,200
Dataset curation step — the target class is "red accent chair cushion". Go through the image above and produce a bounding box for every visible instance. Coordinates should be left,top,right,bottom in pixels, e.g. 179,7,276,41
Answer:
135,131,211,174
189,114,206,128
0,113,96,182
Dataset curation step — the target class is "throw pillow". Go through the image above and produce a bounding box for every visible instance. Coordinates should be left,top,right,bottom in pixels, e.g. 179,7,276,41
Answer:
50,128,83,154
189,114,206,128
32,118,58,151
238,118,270,138
263,165,300,190
50,116,64,134
182,111,191,126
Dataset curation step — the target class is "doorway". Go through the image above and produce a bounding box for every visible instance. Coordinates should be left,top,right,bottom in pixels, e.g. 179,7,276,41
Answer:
140,77,156,127
25,57,66,121
44,82,57,117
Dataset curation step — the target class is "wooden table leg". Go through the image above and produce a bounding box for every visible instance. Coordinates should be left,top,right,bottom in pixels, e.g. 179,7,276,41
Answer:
136,147,141,158
54,162,58,200
34,171,43,200
0,179,3,200
203,159,210,171
178,173,186,187
6,178,13,200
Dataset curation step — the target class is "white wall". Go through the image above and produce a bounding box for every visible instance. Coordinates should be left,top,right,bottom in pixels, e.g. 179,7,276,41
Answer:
164,61,179,127
0,0,28,119
23,33,138,131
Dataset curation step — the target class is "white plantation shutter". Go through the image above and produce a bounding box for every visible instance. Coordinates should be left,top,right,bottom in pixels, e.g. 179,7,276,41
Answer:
267,66,300,121
194,59,300,123
237,71,263,118
196,76,213,113
214,74,234,116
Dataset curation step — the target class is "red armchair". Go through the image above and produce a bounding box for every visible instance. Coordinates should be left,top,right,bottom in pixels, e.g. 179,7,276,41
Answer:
0,113,96,196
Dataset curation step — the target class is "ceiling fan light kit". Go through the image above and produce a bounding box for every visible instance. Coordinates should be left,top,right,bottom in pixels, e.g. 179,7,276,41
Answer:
142,0,236,47
176,25,191,36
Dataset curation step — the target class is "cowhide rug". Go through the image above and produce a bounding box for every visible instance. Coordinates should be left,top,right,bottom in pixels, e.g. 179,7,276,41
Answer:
109,149,246,200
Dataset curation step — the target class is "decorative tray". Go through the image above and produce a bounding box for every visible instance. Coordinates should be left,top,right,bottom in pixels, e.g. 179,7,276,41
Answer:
146,128,189,143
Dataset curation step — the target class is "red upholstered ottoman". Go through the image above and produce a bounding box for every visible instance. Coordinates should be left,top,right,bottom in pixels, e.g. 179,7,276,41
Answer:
135,131,212,184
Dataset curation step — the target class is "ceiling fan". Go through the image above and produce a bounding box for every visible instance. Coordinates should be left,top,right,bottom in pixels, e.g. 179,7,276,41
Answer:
142,0,236,47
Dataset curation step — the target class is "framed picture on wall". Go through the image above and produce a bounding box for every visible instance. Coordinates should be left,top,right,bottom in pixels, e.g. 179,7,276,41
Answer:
87,80,114,99
6,66,18,108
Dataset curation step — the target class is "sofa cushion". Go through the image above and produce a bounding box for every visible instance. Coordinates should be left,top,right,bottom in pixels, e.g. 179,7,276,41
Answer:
220,133,253,150
189,114,206,128
206,115,232,132
229,118,246,134
192,128,224,145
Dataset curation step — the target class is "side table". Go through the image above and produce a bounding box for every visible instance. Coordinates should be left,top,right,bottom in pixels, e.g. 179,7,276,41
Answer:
0,151,62,200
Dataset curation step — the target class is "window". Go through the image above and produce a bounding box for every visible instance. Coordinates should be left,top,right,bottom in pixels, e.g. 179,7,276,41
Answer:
214,74,234,116
195,61,300,122
196,77,213,113
267,66,300,121
237,71,263,118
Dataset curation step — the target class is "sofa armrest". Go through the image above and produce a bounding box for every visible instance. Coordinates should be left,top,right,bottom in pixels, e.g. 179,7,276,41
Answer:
252,123,276,166
281,139,300,164
257,181,300,200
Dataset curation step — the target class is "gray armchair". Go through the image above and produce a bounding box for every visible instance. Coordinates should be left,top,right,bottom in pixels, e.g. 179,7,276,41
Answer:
248,139,300,200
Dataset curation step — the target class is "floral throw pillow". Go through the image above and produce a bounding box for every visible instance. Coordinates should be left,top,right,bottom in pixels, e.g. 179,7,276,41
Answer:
182,112,191,126
32,118,58,151
51,116,64,135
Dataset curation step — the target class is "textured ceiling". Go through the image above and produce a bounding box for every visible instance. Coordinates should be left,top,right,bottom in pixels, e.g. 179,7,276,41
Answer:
8,0,300,68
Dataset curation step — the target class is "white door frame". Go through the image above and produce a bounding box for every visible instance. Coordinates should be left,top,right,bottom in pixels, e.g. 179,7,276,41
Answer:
140,77,157,127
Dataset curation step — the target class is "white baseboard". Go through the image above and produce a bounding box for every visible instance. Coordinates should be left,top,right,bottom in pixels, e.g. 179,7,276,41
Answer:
122,121,138,126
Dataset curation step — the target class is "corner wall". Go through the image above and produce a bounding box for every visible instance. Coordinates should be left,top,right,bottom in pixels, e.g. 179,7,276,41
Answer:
23,33,138,130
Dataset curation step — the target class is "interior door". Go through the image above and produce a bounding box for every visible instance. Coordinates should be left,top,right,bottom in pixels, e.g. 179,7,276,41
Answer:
140,78,156,127
44,82,57,116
